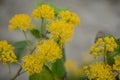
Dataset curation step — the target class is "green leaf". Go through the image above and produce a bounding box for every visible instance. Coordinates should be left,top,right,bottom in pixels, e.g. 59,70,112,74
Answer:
30,29,40,39
35,2,54,8
54,7,70,16
107,48,120,66
107,34,115,38
116,38,120,45
52,59,66,78
35,2,45,7
11,41,28,60
115,75,119,80
35,2,70,16
29,67,53,80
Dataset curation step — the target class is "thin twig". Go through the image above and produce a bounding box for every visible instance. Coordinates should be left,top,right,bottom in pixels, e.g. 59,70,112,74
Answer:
10,46,36,80
30,46,36,54
8,64,12,80
11,23,48,80
23,31,30,47
10,66,22,80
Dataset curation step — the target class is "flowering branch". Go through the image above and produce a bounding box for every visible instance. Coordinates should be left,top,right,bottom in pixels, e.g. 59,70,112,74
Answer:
10,66,22,80
10,46,36,80
0,3,80,80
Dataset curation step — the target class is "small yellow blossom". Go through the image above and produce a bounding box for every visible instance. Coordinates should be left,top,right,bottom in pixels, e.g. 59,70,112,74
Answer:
84,62,115,80
0,41,17,64
35,40,62,63
89,37,117,59
104,37,117,52
113,55,120,79
83,66,88,70
58,11,71,21
58,10,80,26
70,13,80,26
32,4,54,20
47,20,74,44
93,52,98,59
22,55,43,75
74,68,84,77
9,14,34,31
22,40,62,75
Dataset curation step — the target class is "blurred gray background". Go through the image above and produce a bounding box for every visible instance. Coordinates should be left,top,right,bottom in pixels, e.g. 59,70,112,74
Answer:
0,0,120,80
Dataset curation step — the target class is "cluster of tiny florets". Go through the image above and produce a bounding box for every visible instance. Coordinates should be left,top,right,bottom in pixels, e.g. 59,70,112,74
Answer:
35,40,62,63
113,55,120,79
83,62,115,80
9,14,34,31
58,10,80,26
0,41,17,64
32,4,54,20
22,40,62,75
22,55,43,75
47,20,74,44
89,37,117,59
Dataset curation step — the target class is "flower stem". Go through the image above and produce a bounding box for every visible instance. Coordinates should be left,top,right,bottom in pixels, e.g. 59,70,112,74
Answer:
23,31,30,46
44,65,55,80
8,64,12,79
10,46,36,80
104,44,107,64
20,71,27,75
10,66,22,80
40,18,45,38
62,46,66,62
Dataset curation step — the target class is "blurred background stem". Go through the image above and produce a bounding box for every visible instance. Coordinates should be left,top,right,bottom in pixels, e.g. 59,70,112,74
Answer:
23,31,29,45
40,18,45,38
8,64,12,79
104,44,107,64
23,31,31,50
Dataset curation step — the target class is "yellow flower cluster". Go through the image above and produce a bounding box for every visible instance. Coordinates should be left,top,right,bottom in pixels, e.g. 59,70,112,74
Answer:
83,62,115,80
113,55,120,79
9,14,34,31
47,20,74,44
36,40,62,63
104,37,117,52
90,37,117,59
0,41,17,64
8,4,80,76
22,40,62,75
58,10,80,26
32,4,54,20
22,55,43,75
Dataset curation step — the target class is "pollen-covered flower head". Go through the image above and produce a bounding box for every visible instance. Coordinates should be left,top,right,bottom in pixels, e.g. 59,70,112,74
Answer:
9,14,35,31
32,4,54,20
89,37,117,59
58,10,80,26
0,41,17,64
22,55,43,75
47,19,74,44
35,40,62,63
113,55,120,79
84,62,115,80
